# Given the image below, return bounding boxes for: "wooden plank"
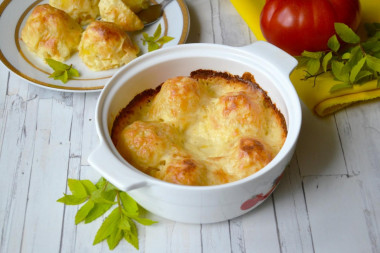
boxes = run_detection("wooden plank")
[184,0,214,43]
[0,64,9,156]
[304,175,373,252]
[7,73,29,99]
[144,215,202,253]
[144,216,175,252]
[238,197,280,252]
[59,157,80,253]
[296,103,347,176]
[69,93,86,158]
[59,93,85,252]
[0,64,8,111]
[335,103,380,251]
[20,98,72,252]
[273,157,314,253]
[0,95,38,253]
[201,222,231,253]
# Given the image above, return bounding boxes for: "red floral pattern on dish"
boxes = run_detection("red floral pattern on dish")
[240,172,284,211]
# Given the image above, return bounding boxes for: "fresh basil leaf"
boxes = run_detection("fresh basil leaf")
[355,70,373,84]
[153,24,162,40]
[124,219,139,250]
[142,24,176,52]
[301,51,323,59]
[119,216,131,230]
[322,52,332,72]
[54,70,69,83]
[342,52,351,60]
[296,56,309,67]
[68,179,88,197]
[107,228,124,250]
[120,192,139,215]
[335,23,360,44]
[93,208,121,245]
[330,82,352,93]
[75,200,95,224]
[104,182,118,192]
[350,57,367,83]
[327,35,340,52]
[362,38,379,53]
[68,66,80,77]
[366,54,380,72]
[49,70,65,78]
[46,58,68,72]
[157,36,174,44]
[57,194,87,205]
[307,58,321,75]
[128,215,157,226]
[91,189,117,204]
[95,177,107,189]
[331,60,344,81]
[85,188,117,223]
[85,203,114,223]
[148,42,160,52]
[346,46,363,69]
[46,59,79,83]
[81,180,98,195]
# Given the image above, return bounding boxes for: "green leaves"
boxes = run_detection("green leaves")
[334,23,360,44]
[142,24,174,52]
[366,54,380,72]
[57,178,157,250]
[327,35,340,52]
[46,59,79,83]
[297,22,380,93]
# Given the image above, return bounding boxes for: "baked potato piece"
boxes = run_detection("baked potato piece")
[78,21,139,71]
[148,76,201,130]
[98,0,144,31]
[49,0,100,26]
[21,4,83,62]
[123,0,150,13]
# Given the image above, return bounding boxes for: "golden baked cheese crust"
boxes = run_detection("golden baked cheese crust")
[49,0,100,26]
[122,0,149,13]
[112,70,287,186]
[21,4,83,62]
[99,0,144,32]
[78,21,139,71]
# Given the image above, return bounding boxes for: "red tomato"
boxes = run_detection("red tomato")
[260,0,361,56]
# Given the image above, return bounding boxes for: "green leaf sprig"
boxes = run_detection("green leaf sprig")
[57,177,157,250]
[141,24,174,52]
[298,22,380,93]
[46,58,80,83]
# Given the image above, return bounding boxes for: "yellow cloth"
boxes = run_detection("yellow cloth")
[231,0,380,117]
[291,0,380,116]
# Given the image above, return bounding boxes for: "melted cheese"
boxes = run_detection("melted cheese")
[21,4,83,62]
[112,70,287,186]
[99,0,144,32]
[49,0,100,26]
[78,21,139,71]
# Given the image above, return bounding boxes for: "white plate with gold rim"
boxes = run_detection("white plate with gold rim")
[0,0,189,92]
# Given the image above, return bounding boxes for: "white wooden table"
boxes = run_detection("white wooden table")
[1,0,380,252]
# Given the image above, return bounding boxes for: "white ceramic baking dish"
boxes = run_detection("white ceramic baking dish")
[88,41,302,224]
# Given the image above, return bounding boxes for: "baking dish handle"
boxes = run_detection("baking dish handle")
[88,142,148,192]
[241,41,298,76]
